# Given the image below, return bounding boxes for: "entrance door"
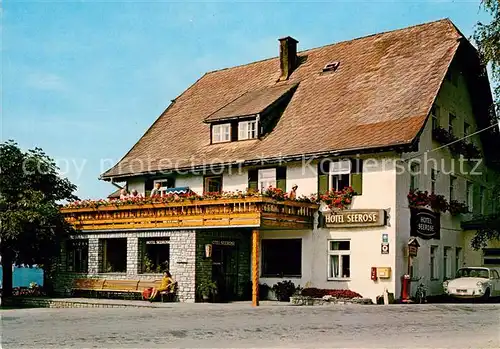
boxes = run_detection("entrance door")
[211,243,238,302]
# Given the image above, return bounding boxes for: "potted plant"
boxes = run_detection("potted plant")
[272,280,298,302]
[196,280,218,302]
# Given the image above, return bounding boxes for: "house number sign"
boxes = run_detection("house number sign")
[324,209,386,228]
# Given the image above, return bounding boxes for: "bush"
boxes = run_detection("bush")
[301,288,362,299]
[272,280,299,302]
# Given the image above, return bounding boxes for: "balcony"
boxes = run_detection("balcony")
[61,197,319,231]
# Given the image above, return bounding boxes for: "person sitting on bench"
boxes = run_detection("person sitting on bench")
[149,271,176,302]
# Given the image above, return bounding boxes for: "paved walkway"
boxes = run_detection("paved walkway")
[2,303,499,348]
[12,296,286,308]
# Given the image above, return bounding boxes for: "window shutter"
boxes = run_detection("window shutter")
[248,169,258,192]
[472,183,481,215]
[318,161,329,196]
[276,167,287,192]
[350,159,363,195]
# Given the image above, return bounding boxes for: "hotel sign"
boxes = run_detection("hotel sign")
[324,209,386,228]
[410,208,440,240]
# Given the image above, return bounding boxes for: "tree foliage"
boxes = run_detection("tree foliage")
[469,1,500,250]
[0,141,78,298]
[474,0,500,115]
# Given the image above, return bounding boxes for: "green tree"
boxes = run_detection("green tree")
[474,0,500,115]
[0,141,78,302]
[469,1,500,250]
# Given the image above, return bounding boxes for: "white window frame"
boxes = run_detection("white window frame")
[464,122,470,140]
[212,123,231,143]
[153,179,174,196]
[410,162,420,191]
[431,169,438,194]
[449,175,456,201]
[431,104,439,130]
[238,120,257,140]
[448,113,456,135]
[443,247,452,280]
[258,168,276,192]
[329,159,351,191]
[466,181,473,211]
[327,239,351,280]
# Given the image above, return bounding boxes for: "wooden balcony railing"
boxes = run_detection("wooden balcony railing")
[61,197,319,231]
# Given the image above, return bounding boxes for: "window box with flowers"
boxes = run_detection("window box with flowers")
[432,127,481,159]
[320,187,354,210]
[407,189,469,216]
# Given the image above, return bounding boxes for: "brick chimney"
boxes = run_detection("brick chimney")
[279,36,298,81]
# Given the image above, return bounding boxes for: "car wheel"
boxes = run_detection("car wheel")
[481,288,490,303]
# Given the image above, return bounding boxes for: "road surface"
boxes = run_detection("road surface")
[1,303,499,348]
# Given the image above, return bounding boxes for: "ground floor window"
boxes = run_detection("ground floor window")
[483,248,500,266]
[66,239,88,273]
[328,240,350,279]
[140,238,170,273]
[100,238,127,273]
[443,247,452,280]
[261,239,301,277]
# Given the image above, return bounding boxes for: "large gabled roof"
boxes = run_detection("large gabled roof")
[102,19,465,179]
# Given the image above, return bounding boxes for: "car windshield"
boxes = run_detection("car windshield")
[455,268,489,279]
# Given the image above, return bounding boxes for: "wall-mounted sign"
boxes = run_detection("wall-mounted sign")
[212,240,236,246]
[407,237,420,257]
[324,209,386,228]
[408,245,418,257]
[410,208,440,240]
[381,243,389,254]
[382,234,388,243]
[146,239,170,245]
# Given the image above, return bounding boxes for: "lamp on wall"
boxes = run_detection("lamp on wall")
[205,244,212,258]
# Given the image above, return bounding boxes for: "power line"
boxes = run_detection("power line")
[403,122,499,163]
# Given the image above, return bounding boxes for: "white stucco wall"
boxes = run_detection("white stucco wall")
[259,156,399,302]
[285,161,317,196]
[176,174,204,194]
[223,168,248,192]
[127,177,145,195]
[395,71,492,297]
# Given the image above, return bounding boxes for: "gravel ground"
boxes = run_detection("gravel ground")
[1,303,499,348]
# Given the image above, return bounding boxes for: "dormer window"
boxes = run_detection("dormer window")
[212,123,231,143]
[238,120,258,140]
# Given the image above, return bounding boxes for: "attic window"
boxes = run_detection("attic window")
[322,61,340,73]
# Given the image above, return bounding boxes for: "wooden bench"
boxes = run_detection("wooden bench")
[72,278,177,301]
[73,278,106,297]
[138,280,178,302]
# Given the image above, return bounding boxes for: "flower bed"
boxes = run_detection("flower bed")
[290,289,373,306]
[301,288,362,299]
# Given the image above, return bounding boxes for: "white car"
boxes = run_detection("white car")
[443,267,500,300]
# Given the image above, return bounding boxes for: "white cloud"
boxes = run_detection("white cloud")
[25,72,67,91]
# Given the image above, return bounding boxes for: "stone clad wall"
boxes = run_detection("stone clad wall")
[55,230,197,302]
[196,230,251,301]
[170,231,196,302]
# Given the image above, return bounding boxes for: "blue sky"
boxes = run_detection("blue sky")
[2,0,492,199]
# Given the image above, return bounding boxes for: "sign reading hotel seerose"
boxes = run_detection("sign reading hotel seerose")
[410,208,440,240]
[324,209,386,228]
